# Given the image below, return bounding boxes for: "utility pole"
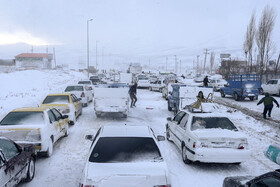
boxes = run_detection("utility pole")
[87,18,93,77]
[53,48,56,69]
[166,56,168,72]
[174,55,177,74]
[196,55,200,74]
[96,40,99,70]
[203,49,210,74]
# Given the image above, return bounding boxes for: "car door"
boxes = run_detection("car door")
[175,113,189,145]
[169,111,186,147]
[0,139,26,187]
[47,110,59,142]
[0,150,10,187]
[71,94,81,116]
[51,108,66,138]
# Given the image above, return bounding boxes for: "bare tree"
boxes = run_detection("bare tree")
[255,5,276,75]
[243,11,256,73]
[264,34,276,70]
[210,52,215,74]
[275,53,280,75]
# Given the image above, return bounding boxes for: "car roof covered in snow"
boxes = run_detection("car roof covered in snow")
[46,93,72,96]
[11,106,51,112]
[100,125,153,138]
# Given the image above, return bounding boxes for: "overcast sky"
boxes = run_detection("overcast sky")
[0,0,279,70]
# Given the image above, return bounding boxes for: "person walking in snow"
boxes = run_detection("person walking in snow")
[129,82,137,107]
[203,76,209,87]
[257,92,279,119]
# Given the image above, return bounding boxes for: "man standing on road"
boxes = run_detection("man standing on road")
[257,92,279,119]
[203,76,209,87]
[129,82,137,107]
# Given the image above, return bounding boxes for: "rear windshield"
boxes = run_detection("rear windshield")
[65,86,83,92]
[89,137,161,163]
[0,112,44,126]
[78,81,91,85]
[191,117,237,131]
[42,95,69,104]
[138,77,149,80]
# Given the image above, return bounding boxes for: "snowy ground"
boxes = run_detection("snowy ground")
[1,70,279,187]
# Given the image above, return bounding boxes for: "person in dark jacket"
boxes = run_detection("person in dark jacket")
[257,92,279,119]
[203,76,209,87]
[129,83,137,107]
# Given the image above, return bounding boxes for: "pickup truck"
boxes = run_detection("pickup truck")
[220,74,261,101]
[94,83,129,118]
[262,79,280,95]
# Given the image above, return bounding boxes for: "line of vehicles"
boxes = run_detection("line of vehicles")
[1,71,280,187]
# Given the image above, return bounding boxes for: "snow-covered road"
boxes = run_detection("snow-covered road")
[19,89,279,187]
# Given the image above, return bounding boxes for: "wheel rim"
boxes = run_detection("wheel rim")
[29,159,35,178]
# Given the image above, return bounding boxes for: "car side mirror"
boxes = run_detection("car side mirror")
[17,145,23,152]
[157,135,165,141]
[167,117,172,121]
[78,98,82,101]
[85,135,94,141]
[62,115,68,119]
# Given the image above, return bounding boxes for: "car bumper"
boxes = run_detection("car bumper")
[187,147,251,163]
[95,107,128,113]
[16,141,43,152]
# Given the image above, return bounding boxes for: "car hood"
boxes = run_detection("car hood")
[85,162,168,186]
[223,176,255,186]
[192,129,247,139]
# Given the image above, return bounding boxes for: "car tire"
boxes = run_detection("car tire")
[234,93,240,101]
[45,138,53,157]
[182,145,191,164]
[64,124,69,137]
[159,88,162,93]
[25,157,35,182]
[249,96,254,101]
[166,126,172,142]
[220,90,225,98]
[149,87,152,91]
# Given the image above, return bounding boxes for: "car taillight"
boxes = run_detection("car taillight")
[193,142,196,148]
[81,92,85,97]
[154,185,171,187]
[62,109,70,114]
[238,143,246,149]
[80,184,94,187]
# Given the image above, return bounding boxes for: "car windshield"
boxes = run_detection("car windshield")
[89,137,161,163]
[42,95,69,104]
[65,86,83,92]
[191,117,237,131]
[0,112,44,126]
[138,77,149,80]
[78,81,91,85]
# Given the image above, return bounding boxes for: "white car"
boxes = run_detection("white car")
[0,107,69,157]
[208,79,227,91]
[149,79,165,92]
[80,125,171,187]
[65,84,93,107]
[78,80,95,95]
[137,75,150,88]
[262,79,280,95]
[166,108,250,164]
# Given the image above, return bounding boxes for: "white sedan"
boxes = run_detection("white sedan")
[208,79,227,91]
[65,84,93,107]
[166,109,250,164]
[80,125,171,187]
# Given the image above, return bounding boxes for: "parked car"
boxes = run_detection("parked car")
[223,144,280,187]
[94,83,129,118]
[220,74,261,101]
[166,107,250,164]
[64,84,93,107]
[78,80,95,94]
[149,79,165,92]
[80,125,170,187]
[137,74,150,88]
[40,93,82,125]
[0,137,36,186]
[0,107,69,157]
[208,79,227,91]
[262,79,280,95]
[89,75,101,85]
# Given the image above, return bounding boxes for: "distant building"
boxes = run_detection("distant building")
[15,53,53,69]
[0,59,15,66]
[219,59,248,79]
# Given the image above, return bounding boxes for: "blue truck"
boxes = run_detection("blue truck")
[220,74,261,101]
[167,83,186,113]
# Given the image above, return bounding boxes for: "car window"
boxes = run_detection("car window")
[89,137,161,163]
[173,111,185,123]
[0,139,19,161]
[43,95,69,104]
[73,94,79,101]
[47,110,56,123]
[251,176,280,187]
[267,80,273,84]
[71,95,78,102]
[78,81,91,85]
[65,86,84,92]
[0,111,44,126]
[191,117,237,131]
[179,113,189,129]
[51,108,62,121]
